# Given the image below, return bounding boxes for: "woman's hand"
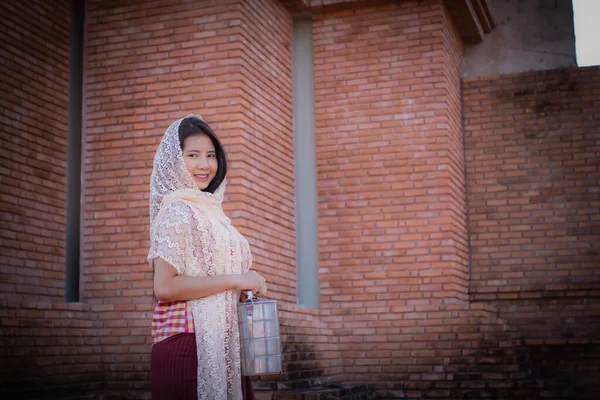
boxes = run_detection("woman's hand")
[234,271,267,296]
[256,275,267,297]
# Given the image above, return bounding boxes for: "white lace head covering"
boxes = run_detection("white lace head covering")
[149,114,225,228]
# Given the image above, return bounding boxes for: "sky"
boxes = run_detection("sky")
[573,0,600,66]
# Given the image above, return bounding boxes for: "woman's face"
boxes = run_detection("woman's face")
[182,134,218,190]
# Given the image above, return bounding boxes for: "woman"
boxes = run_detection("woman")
[147,115,266,400]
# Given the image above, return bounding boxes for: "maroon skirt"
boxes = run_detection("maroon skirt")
[151,333,255,400]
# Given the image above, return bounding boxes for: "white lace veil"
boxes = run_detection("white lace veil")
[149,114,225,230]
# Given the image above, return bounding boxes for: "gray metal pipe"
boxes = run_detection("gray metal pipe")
[293,17,320,309]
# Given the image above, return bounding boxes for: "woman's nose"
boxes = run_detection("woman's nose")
[196,156,209,169]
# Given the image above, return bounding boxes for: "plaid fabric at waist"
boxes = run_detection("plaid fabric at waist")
[152,300,194,344]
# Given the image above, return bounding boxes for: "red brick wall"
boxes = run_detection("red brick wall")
[463,67,600,302]
[315,0,468,307]
[0,301,105,398]
[441,3,470,298]
[313,0,477,387]
[0,0,70,301]
[497,297,600,344]
[0,2,112,397]
[463,68,600,398]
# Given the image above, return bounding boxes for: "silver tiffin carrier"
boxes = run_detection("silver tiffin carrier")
[237,291,282,376]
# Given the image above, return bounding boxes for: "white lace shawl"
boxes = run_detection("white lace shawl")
[147,116,251,400]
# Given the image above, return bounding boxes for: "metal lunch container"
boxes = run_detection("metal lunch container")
[237,291,282,376]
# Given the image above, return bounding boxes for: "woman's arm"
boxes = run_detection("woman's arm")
[153,257,264,302]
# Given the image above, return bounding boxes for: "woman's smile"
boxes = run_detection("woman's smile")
[193,173,210,183]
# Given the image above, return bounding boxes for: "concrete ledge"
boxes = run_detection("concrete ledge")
[444,0,485,44]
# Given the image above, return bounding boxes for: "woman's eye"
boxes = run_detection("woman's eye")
[208,153,216,158]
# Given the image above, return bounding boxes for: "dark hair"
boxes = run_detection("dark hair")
[178,116,227,193]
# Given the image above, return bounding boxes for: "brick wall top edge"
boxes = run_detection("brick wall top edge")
[462,65,600,83]
[288,0,401,14]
